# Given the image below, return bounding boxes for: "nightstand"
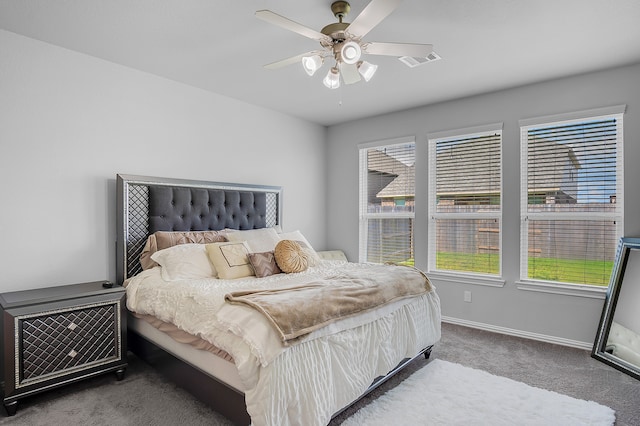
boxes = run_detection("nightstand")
[0,281,127,416]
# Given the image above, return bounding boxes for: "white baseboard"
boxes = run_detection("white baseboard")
[441,316,593,351]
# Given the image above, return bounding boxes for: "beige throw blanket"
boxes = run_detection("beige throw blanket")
[224,264,433,344]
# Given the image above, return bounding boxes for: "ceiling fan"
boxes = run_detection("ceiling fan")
[256,0,435,89]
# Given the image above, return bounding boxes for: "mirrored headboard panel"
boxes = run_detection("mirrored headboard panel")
[116,174,282,285]
[592,237,640,381]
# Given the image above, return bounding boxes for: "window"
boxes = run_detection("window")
[428,125,503,276]
[359,137,415,264]
[520,106,625,287]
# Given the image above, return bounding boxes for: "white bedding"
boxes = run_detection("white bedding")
[125,260,441,426]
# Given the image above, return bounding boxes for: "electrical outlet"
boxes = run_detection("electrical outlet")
[464,290,472,303]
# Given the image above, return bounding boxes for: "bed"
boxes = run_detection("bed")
[116,174,441,426]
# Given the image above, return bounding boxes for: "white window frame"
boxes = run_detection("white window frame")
[427,123,503,278]
[358,136,415,264]
[518,105,625,296]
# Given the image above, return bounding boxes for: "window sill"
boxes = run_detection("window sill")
[427,271,506,288]
[516,280,606,299]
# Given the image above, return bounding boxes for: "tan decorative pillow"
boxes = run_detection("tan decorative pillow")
[155,230,228,250]
[206,241,254,280]
[274,240,309,273]
[140,230,227,270]
[248,251,281,278]
[278,230,321,266]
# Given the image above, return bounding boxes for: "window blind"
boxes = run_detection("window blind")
[359,140,415,264]
[520,114,623,286]
[428,129,502,275]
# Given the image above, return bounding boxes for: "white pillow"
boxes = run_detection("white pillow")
[278,230,321,266]
[226,227,281,253]
[150,244,216,281]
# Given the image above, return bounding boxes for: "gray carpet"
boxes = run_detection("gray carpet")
[2,322,638,425]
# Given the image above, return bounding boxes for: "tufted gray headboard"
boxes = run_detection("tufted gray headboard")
[116,174,282,285]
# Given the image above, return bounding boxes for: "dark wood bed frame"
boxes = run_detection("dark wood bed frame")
[116,174,433,425]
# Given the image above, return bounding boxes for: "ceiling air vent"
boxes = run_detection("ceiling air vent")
[398,52,442,68]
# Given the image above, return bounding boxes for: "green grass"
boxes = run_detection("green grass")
[393,252,612,286]
[397,258,415,267]
[527,257,613,286]
[436,252,500,275]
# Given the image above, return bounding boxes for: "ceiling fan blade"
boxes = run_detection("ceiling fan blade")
[256,10,332,43]
[263,51,323,70]
[340,63,361,85]
[365,42,433,58]
[346,0,402,38]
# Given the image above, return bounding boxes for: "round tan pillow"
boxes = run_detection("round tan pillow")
[274,240,309,273]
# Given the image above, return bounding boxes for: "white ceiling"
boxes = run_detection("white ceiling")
[1,0,640,126]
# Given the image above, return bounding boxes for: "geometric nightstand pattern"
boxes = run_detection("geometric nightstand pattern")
[1,281,127,416]
[20,303,119,385]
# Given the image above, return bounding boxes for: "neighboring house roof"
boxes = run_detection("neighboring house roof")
[526,139,581,194]
[376,166,415,199]
[368,149,414,199]
[367,149,408,175]
[436,136,500,196]
[371,139,581,199]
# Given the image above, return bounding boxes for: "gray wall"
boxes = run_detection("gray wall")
[0,29,327,291]
[326,63,640,346]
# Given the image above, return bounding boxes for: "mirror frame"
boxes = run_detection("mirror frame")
[592,237,640,380]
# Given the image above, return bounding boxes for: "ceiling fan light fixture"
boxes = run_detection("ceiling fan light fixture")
[302,55,324,76]
[340,41,362,65]
[323,66,341,89]
[357,60,377,82]
[257,1,434,89]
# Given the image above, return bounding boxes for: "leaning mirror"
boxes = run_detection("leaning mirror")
[592,237,640,380]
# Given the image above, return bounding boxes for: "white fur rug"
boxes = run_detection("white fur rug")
[343,359,615,426]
